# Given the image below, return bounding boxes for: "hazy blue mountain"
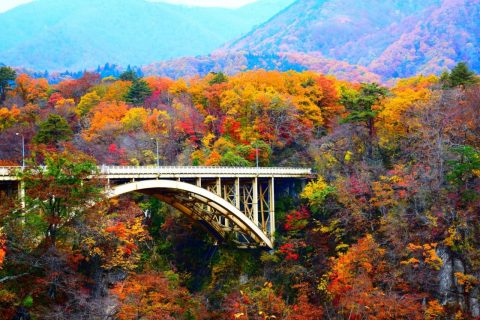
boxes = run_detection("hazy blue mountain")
[0,0,294,70]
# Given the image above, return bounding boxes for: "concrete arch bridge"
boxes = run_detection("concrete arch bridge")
[0,166,312,249]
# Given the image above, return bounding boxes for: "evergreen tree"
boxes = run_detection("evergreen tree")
[209,72,228,85]
[340,83,388,138]
[441,62,477,88]
[449,62,477,87]
[119,70,138,82]
[125,79,152,105]
[0,66,16,104]
[34,114,74,145]
[340,83,388,158]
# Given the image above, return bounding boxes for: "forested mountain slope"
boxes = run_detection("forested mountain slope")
[223,0,480,79]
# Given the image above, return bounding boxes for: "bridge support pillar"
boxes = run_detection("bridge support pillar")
[216,178,221,196]
[234,178,240,209]
[269,177,275,240]
[18,181,25,209]
[253,177,258,226]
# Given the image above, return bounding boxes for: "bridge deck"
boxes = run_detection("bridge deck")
[0,166,312,181]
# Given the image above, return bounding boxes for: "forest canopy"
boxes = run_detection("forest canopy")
[0,64,479,319]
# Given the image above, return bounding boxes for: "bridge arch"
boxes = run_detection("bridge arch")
[108,179,273,248]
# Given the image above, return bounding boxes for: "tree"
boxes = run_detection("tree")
[376,75,437,147]
[13,74,49,105]
[17,145,103,245]
[300,176,336,213]
[82,200,150,271]
[83,100,129,141]
[119,70,138,82]
[340,83,388,138]
[57,72,100,102]
[121,107,148,132]
[0,66,16,104]
[220,151,251,167]
[111,271,206,320]
[328,235,424,319]
[442,62,477,88]
[447,145,480,200]
[0,146,109,318]
[208,72,228,85]
[33,114,73,145]
[77,91,100,117]
[0,106,20,131]
[125,79,152,105]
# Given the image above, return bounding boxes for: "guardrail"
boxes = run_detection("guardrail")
[0,166,312,178]
[0,167,21,176]
[99,166,311,176]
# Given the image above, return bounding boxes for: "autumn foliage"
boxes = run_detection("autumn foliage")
[0,65,479,319]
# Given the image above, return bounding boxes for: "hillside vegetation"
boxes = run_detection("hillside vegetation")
[0,65,479,319]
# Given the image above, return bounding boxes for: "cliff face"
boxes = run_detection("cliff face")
[437,247,480,316]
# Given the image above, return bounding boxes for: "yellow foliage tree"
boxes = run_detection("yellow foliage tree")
[121,107,148,132]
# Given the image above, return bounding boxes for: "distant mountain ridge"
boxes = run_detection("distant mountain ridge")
[223,0,480,79]
[0,0,294,71]
[2,0,479,81]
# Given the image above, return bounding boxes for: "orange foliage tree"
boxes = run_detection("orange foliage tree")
[111,271,207,320]
[328,235,424,319]
[83,100,129,141]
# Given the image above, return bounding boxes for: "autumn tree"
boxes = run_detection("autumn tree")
[12,73,49,106]
[121,107,148,132]
[19,145,102,246]
[376,75,437,148]
[0,146,108,318]
[57,72,100,102]
[77,91,100,117]
[83,100,129,141]
[112,271,207,320]
[0,106,20,131]
[328,235,424,319]
[82,200,150,271]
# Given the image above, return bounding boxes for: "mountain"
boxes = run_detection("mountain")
[224,0,480,79]
[0,0,294,71]
[370,0,480,78]
[3,0,478,81]
[142,52,381,83]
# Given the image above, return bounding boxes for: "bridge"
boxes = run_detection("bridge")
[0,166,312,249]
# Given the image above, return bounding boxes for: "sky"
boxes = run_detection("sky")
[0,0,259,12]
[0,0,32,12]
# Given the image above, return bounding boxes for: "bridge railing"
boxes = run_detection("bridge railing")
[99,166,312,176]
[0,167,21,176]
[0,166,312,178]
